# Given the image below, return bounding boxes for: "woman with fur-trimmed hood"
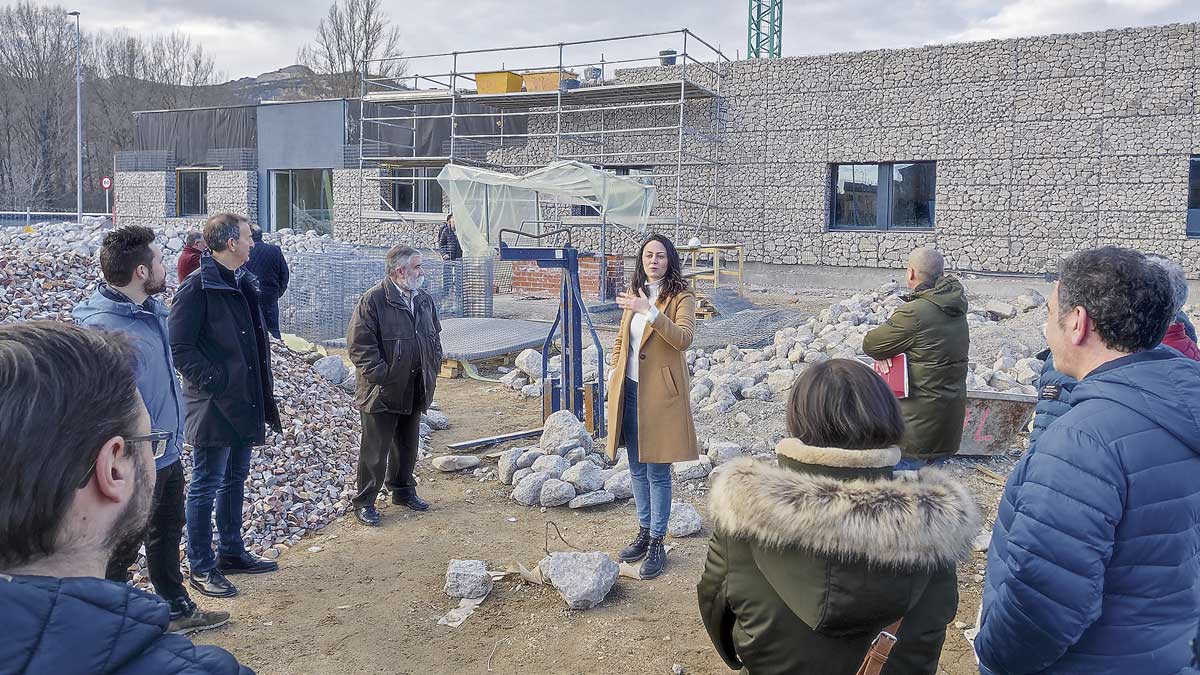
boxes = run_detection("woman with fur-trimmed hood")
[697,359,979,675]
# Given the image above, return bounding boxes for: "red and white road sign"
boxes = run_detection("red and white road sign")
[100,175,113,191]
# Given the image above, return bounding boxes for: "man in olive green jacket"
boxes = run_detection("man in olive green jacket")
[863,248,969,465]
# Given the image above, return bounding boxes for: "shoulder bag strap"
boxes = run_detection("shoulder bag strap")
[855,618,904,675]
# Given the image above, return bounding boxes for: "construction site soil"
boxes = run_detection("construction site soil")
[194,282,1033,675]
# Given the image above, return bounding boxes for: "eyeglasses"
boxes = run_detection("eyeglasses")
[77,430,173,489]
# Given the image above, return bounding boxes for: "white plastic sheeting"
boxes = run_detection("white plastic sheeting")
[436,160,656,257]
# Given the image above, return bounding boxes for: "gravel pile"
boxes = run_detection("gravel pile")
[0,222,448,583]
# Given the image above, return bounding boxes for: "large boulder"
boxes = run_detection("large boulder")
[531,454,571,478]
[1014,289,1046,313]
[423,410,451,431]
[673,457,713,481]
[984,301,1018,320]
[498,448,522,485]
[432,455,481,472]
[603,469,633,499]
[561,460,604,493]
[539,479,577,507]
[569,490,616,509]
[444,559,492,599]
[516,448,545,469]
[541,410,592,454]
[766,370,796,395]
[741,384,773,401]
[511,467,534,486]
[511,471,552,506]
[707,442,746,466]
[668,502,704,537]
[313,355,349,383]
[538,552,619,609]
[500,369,529,390]
[514,348,544,379]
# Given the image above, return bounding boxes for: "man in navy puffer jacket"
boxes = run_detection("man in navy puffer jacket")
[0,321,251,675]
[977,247,1200,675]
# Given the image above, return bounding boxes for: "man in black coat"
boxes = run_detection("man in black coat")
[346,245,443,526]
[243,225,289,339]
[0,321,252,674]
[437,214,462,304]
[169,213,282,599]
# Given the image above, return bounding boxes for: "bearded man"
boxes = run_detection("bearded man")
[73,225,229,634]
[346,245,444,526]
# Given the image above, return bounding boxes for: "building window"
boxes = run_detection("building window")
[384,167,444,213]
[177,170,208,217]
[1189,156,1200,238]
[272,169,333,234]
[829,162,936,231]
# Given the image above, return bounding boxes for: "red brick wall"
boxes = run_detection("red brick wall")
[511,255,625,299]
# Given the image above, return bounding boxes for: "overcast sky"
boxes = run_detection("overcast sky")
[37,0,1200,81]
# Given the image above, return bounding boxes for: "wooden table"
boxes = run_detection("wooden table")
[677,243,745,296]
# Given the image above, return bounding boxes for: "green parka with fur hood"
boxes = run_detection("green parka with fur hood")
[696,440,979,675]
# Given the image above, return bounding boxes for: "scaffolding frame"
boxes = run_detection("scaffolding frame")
[358,29,731,249]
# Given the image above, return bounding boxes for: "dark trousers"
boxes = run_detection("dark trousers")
[186,445,252,573]
[260,299,281,339]
[354,388,425,508]
[106,459,189,604]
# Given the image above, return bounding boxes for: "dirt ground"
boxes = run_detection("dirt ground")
[195,375,1007,675]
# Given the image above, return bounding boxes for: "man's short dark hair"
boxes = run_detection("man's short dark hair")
[203,213,247,252]
[184,230,204,247]
[786,359,905,449]
[98,225,156,287]
[1057,246,1175,353]
[0,321,141,568]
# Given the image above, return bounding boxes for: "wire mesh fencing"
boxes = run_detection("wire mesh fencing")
[278,244,494,345]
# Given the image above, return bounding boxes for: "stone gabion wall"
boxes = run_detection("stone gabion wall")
[330,168,440,248]
[117,23,1200,278]
[484,22,1200,277]
[115,170,257,231]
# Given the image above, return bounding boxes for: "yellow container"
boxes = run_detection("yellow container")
[476,71,523,94]
[522,70,579,92]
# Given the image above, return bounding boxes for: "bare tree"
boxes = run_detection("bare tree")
[0,2,75,210]
[296,0,407,99]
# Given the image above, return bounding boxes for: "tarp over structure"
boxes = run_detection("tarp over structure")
[437,160,656,257]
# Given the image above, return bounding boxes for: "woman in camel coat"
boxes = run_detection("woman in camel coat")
[605,233,699,579]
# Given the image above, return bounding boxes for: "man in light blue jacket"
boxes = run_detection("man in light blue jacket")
[73,225,228,636]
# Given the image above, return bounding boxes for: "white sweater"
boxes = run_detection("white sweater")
[625,282,662,382]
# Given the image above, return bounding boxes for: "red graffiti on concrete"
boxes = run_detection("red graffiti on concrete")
[962,406,995,443]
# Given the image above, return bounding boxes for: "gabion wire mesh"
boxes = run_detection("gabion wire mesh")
[278,245,494,345]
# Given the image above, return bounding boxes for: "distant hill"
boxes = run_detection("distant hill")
[216,64,330,104]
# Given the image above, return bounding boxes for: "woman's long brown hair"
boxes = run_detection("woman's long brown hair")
[630,233,689,302]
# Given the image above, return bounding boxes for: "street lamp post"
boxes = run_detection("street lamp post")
[68,11,81,224]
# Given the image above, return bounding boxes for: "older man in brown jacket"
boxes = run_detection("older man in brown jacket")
[346,245,443,526]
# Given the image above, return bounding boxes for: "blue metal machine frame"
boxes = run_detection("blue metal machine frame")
[498,228,607,437]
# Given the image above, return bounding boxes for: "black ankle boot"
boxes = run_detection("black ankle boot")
[619,526,651,563]
[639,536,667,579]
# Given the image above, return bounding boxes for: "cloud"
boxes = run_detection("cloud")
[23,0,1200,80]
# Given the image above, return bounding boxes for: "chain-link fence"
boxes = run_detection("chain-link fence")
[278,244,495,345]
